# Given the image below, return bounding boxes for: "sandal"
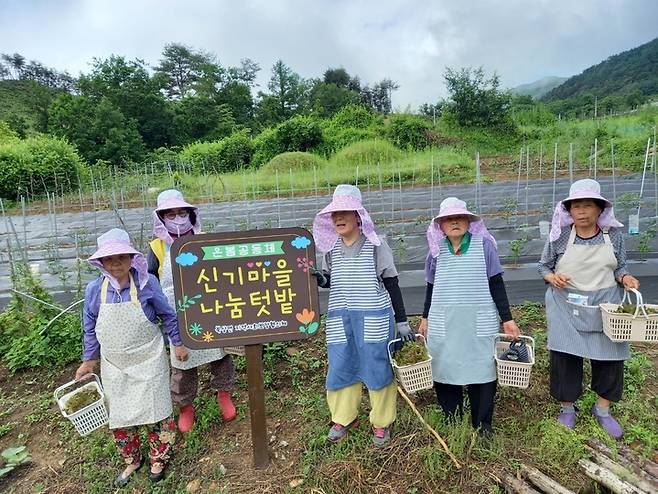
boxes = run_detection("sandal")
[114,457,144,488]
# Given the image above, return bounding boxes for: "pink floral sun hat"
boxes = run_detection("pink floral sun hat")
[152,189,201,245]
[549,179,623,242]
[312,184,380,253]
[88,228,149,289]
[426,197,496,257]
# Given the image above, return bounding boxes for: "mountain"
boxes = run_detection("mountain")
[0,79,58,134]
[543,37,658,101]
[512,76,568,99]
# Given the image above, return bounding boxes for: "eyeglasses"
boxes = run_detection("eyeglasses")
[163,210,190,220]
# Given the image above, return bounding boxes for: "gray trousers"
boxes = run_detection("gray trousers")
[170,355,236,406]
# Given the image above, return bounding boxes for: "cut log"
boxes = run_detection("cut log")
[519,464,575,494]
[586,446,658,493]
[579,459,645,494]
[502,473,542,494]
[588,439,658,485]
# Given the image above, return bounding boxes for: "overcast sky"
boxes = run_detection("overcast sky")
[1,0,656,109]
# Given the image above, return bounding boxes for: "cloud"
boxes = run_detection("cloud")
[175,252,198,266]
[0,0,656,108]
[291,236,312,249]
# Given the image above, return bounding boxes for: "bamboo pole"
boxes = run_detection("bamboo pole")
[519,464,575,494]
[579,459,643,494]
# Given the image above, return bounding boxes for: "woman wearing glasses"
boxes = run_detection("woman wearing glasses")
[147,189,237,433]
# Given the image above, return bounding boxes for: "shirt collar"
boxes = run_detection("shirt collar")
[445,231,471,256]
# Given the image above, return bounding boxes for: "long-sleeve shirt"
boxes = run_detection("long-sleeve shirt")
[82,270,182,361]
[422,234,512,322]
[537,226,628,280]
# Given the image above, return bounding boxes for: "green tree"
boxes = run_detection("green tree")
[153,43,215,99]
[360,78,398,114]
[443,66,512,128]
[257,60,307,124]
[308,81,360,118]
[172,97,236,145]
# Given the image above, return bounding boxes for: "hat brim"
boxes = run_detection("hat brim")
[562,193,612,209]
[155,197,195,212]
[433,212,480,222]
[88,243,141,261]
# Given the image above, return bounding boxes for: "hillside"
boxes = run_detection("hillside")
[544,36,658,101]
[0,79,58,133]
[512,76,568,99]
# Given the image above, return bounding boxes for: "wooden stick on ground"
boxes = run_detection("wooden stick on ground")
[396,386,461,469]
[519,464,575,494]
[588,439,658,484]
[579,459,644,494]
[585,446,657,494]
[501,473,542,494]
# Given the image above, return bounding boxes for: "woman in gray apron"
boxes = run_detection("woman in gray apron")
[418,197,520,437]
[312,185,413,447]
[539,179,640,438]
[75,229,188,486]
[148,189,236,433]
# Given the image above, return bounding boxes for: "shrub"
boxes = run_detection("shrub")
[0,135,83,200]
[385,114,433,150]
[252,127,280,167]
[179,140,224,172]
[321,126,379,156]
[275,116,323,153]
[217,130,254,172]
[0,121,19,144]
[331,139,403,167]
[331,104,379,129]
[263,152,328,172]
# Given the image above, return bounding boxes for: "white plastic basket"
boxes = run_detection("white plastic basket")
[494,335,535,389]
[223,346,246,356]
[387,334,434,394]
[600,289,658,343]
[54,373,108,436]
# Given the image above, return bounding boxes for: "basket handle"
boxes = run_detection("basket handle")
[387,338,402,360]
[53,373,102,402]
[621,288,647,319]
[493,334,535,358]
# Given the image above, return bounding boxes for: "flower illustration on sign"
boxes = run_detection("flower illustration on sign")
[175,252,198,266]
[296,256,316,273]
[291,236,311,249]
[202,331,215,343]
[189,322,203,336]
[296,308,318,335]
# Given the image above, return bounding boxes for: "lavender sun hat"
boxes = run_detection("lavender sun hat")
[312,184,380,253]
[426,197,496,257]
[152,189,201,245]
[88,228,149,289]
[549,179,623,242]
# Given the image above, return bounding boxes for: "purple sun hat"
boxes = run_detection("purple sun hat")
[313,184,380,253]
[549,179,623,242]
[152,189,201,245]
[426,197,496,257]
[88,228,149,290]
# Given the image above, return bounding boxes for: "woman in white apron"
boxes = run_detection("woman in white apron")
[74,229,188,486]
[418,198,520,438]
[312,185,414,447]
[539,179,640,439]
[147,189,236,433]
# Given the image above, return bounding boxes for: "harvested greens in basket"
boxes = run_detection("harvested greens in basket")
[614,304,658,315]
[394,340,430,366]
[64,387,102,415]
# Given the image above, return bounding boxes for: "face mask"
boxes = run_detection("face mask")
[164,217,193,236]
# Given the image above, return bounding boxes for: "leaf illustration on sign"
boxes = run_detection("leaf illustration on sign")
[177,294,202,312]
[296,308,317,334]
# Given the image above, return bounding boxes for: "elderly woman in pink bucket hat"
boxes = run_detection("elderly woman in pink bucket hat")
[147,189,236,433]
[539,178,640,439]
[74,228,188,486]
[312,184,413,447]
[418,197,520,438]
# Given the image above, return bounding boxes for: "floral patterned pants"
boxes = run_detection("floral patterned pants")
[112,416,176,466]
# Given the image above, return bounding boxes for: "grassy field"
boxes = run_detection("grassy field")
[0,303,656,494]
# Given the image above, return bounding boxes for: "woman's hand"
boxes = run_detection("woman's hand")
[418,318,428,338]
[620,274,640,290]
[75,360,98,381]
[502,320,521,339]
[174,345,189,362]
[545,272,570,289]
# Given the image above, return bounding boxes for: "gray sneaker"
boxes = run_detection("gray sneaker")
[372,427,390,447]
[327,419,359,443]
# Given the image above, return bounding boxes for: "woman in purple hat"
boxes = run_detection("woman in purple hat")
[539,179,640,438]
[147,189,236,433]
[312,184,413,447]
[74,228,188,486]
[418,197,520,438]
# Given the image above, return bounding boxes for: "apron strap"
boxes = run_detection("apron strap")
[567,225,577,245]
[100,275,139,305]
[602,230,611,244]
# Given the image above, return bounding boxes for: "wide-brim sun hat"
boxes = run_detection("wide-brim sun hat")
[426,197,495,257]
[550,179,622,242]
[88,228,148,289]
[312,184,380,253]
[152,189,201,244]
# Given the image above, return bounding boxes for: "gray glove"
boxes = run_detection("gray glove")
[396,321,414,342]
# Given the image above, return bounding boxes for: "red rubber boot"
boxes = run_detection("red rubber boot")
[177,405,195,433]
[217,391,236,422]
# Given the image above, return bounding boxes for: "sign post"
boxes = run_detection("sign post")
[171,227,320,468]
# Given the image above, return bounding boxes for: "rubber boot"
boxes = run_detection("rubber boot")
[177,404,195,433]
[217,391,236,422]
